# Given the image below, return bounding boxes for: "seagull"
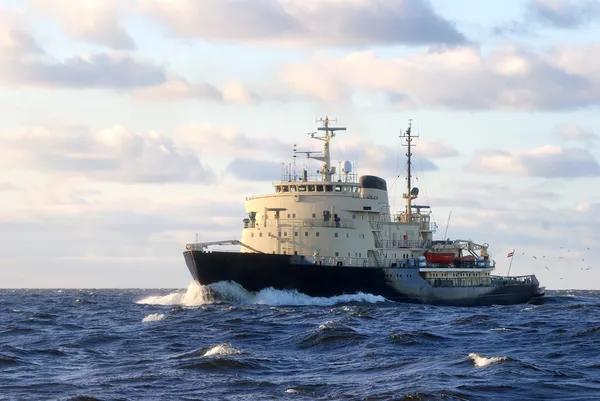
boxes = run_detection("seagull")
[559,256,564,259]
[532,256,537,259]
[545,266,550,270]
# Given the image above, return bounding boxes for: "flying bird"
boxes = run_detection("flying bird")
[532,256,537,259]
[545,266,550,271]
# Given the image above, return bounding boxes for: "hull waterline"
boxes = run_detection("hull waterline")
[184,251,544,307]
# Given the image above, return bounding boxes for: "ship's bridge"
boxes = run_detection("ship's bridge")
[274,181,360,195]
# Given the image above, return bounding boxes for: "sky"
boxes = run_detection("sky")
[0,0,599,289]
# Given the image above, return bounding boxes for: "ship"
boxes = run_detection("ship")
[183,118,545,306]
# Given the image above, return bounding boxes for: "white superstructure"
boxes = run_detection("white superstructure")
[240,117,438,269]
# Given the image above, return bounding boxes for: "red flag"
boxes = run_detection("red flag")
[507,251,515,258]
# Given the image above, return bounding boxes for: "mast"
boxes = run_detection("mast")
[401,119,418,222]
[306,117,346,182]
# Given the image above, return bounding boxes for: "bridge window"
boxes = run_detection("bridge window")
[298,185,307,192]
[335,252,339,256]
[335,233,338,238]
[251,233,254,238]
[292,213,296,218]
[259,233,263,237]
[308,185,315,191]
[352,214,356,219]
[346,233,349,238]
[325,185,333,192]
[294,232,298,237]
[290,186,297,192]
[287,213,290,218]
[282,186,289,192]
[335,185,342,191]
[305,232,308,236]
[283,232,287,236]
[316,185,323,191]
[278,232,281,237]
[316,232,320,237]
[312,213,316,218]
[275,186,281,192]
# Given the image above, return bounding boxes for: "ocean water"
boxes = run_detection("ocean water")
[1,284,599,401]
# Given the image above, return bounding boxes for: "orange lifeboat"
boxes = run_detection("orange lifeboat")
[424,252,454,264]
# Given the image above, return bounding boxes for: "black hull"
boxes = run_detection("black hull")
[184,251,543,307]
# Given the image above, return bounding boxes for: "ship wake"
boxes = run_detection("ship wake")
[137,281,387,307]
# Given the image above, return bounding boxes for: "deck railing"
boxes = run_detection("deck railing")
[377,239,431,249]
[491,275,538,286]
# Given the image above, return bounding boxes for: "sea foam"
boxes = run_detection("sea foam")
[468,352,509,367]
[137,281,387,307]
[142,313,165,323]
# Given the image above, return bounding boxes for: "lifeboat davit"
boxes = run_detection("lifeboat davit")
[424,252,454,264]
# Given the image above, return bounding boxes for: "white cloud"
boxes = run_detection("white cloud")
[494,0,600,36]
[555,123,599,144]
[278,44,600,110]
[174,124,291,159]
[0,124,215,184]
[1,52,166,89]
[0,4,42,55]
[466,145,600,178]
[132,79,258,103]
[222,81,256,104]
[526,0,600,29]
[0,183,22,192]
[32,0,136,49]
[139,0,468,47]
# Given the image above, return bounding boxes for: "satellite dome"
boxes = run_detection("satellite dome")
[343,160,352,173]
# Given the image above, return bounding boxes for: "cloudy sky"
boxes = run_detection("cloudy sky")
[1,0,599,290]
